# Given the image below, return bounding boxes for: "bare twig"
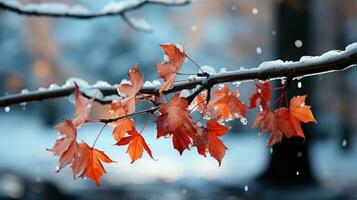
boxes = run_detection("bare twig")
[0,0,190,31]
[0,43,356,107]
[98,106,159,124]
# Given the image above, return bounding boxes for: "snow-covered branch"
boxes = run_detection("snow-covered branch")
[0,43,356,108]
[0,0,191,31]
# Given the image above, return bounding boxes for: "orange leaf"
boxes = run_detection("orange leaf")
[48,120,79,170]
[109,101,136,142]
[156,44,185,93]
[112,118,136,141]
[206,120,229,166]
[72,82,95,128]
[289,95,317,124]
[117,66,144,115]
[209,85,248,121]
[156,94,196,155]
[191,120,230,166]
[72,142,114,186]
[116,130,155,163]
[249,81,272,109]
[253,95,317,146]
[188,90,210,116]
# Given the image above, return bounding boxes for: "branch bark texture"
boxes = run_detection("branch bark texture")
[0,43,356,107]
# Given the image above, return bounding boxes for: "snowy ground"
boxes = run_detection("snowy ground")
[0,111,357,199]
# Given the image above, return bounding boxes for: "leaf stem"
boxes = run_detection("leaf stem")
[185,54,203,73]
[92,123,107,148]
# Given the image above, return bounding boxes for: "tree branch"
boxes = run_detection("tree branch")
[98,106,159,124]
[0,0,190,31]
[1,43,356,107]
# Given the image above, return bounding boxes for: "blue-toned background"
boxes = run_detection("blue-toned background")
[0,0,356,199]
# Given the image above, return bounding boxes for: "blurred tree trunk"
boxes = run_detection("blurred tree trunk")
[259,0,316,185]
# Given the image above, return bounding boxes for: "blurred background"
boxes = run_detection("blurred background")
[0,0,356,199]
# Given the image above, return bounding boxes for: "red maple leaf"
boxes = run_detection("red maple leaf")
[108,101,136,142]
[192,120,229,166]
[209,85,248,121]
[156,94,196,155]
[72,142,114,186]
[188,90,210,116]
[117,66,144,115]
[116,130,155,163]
[249,81,272,110]
[253,95,317,146]
[48,120,79,170]
[156,44,185,93]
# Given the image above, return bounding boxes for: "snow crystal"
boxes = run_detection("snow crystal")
[93,80,112,87]
[299,56,314,62]
[119,79,131,85]
[244,185,249,192]
[294,39,303,48]
[256,46,262,55]
[180,90,190,97]
[233,81,241,87]
[101,1,127,13]
[252,8,258,15]
[296,171,300,176]
[191,25,198,32]
[297,81,302,88]
[219,68,227,73]
[345,42,357,52]
[258,59,285,69]
[48,84,60,90]
[200,65,216,74]
[102,95,120,102]
[321,50,342,59]
[4,106,10,112]
[175,43,184,53]
[64,77,89,88]
[38,87,47,91]
[297,151,303,158]
[5,1,89,15]
[240,118,248,125]
[143,80,161,88]
[342,139,347,147]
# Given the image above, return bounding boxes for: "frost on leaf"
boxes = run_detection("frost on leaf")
[156,44,185,93]
[72,142,114,186]
[116,130,155,163]
[156,94,196,155]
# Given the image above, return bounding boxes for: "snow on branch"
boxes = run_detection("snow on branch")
[0,0,191,31]
[0,43,356,108]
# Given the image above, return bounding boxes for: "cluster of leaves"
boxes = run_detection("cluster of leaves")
[48,44,317,186]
